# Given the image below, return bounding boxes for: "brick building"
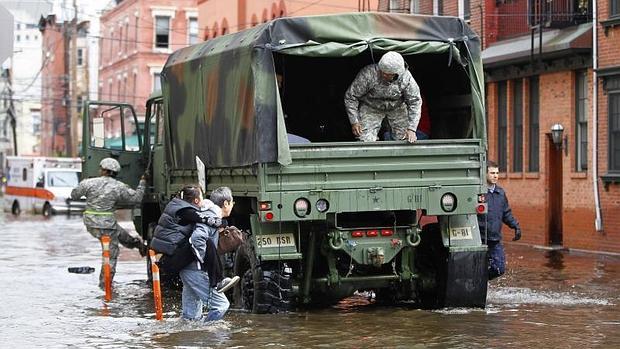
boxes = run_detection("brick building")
[197,0,378,39]
[39,15,90,157]
[382,0,620,253]
[196,1,618,253]
[98,0,197,117]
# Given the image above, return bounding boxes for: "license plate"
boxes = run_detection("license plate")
[450,227,473,240]
[256,233,296,248]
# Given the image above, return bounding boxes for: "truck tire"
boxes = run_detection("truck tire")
[415,223,488,309]
[42,203,52,217]
[234,242,293,314]
[415,223,448,308]
[11,201,20,216]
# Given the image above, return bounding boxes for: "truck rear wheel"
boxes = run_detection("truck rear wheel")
[234,242,293,314]
[415,223,488,309]
[11,201,20,216]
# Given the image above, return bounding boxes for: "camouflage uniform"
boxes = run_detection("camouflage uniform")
[344,64,422,142]
[71,176,146,286]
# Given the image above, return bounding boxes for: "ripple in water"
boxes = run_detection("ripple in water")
[488,286,612,306]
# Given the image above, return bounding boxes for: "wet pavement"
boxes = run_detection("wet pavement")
[1,211,620,348]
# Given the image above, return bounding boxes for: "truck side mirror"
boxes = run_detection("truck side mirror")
[36,180,44,188]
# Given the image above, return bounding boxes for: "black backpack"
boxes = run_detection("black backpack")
[156,237,195,274]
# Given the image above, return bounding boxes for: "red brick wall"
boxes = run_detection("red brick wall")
[487,67,620,253]
[443,0,458,16]
[40,19,68,156]
[594,0,620,252]
[99,0,197,115]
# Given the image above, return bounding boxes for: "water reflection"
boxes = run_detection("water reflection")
[544,250,566,270]
[1,212,620,348]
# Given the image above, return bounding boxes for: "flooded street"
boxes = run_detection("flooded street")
[1,212,619,348]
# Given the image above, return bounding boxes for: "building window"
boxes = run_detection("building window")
[512,79,523,172]
[134,17,139,51]
[612,0,620,17]
[153,72,161,92]
[155,16,170,49]
[497,81,508,172]
[16,34,20,42]
[77,95,83,114]
[410,0,420,13]
[609,90,620,172]
[529,76,540,172]
[119,25,123,55]
[32,111,41,134]
[77,48,83,66]
[463,0,471,21]
[389,0,401,12]
[188,17,199,45]
[434,0,444,15]
[124,22,129,52]
[133,72,138,105]
[575,70,588,171]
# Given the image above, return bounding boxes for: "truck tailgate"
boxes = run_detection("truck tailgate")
[263,140,484,192]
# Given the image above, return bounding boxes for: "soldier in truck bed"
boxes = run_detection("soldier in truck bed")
[344,51,422,143]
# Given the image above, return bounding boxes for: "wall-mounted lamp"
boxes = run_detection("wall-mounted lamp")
[550,123,568,156]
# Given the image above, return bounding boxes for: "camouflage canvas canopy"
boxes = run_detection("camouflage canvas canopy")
[162,12,485,168]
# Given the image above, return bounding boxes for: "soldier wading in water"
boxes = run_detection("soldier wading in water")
[71,158,147,287]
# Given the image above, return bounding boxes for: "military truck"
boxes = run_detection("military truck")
[81,12,488,312]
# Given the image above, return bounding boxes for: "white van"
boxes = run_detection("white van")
[3,156,85,216]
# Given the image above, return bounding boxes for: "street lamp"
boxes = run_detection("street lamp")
[550,123,567,155]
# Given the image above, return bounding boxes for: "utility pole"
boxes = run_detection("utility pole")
[63,14,72,156]
[69,0,78,157]
[3,67,17,155]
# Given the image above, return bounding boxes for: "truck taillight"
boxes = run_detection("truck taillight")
[265,212,274,220]
[476,203,487,214]
[478,194,486,203]
[380,229,393,236]
[351,230,364,238]
[259,201,272,211]
[366,230,378,237]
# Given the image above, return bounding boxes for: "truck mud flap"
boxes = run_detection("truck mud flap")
[443,248,488,308]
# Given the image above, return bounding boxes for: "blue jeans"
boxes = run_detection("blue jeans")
[487,241,506,280]
[179,268,230,321]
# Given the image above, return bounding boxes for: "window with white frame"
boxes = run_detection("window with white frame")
[153,72,162,92]
[458,0,470,20]
[389,0,401,12]
[155,16,170,49]
[188,17,199,45]
[433,0,443,16]
[31,111,41,134]
[410,0,420,13]
[575,70,588,171]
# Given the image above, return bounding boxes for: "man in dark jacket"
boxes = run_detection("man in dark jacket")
[477,161,522,280]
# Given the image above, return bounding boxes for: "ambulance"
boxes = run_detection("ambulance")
[3,156,85,216]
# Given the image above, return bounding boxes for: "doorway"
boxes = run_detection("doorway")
[546,134,563,245]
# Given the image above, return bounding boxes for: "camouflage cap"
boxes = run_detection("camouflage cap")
[100,158,121,173]
[378,51,405,75]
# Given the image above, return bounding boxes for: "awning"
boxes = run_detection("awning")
[482,22,592,68]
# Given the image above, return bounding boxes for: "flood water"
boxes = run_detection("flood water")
[1,212,619,348]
